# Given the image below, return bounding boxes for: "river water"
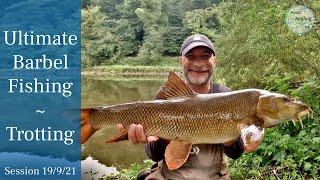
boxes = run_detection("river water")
[81,75,166,168]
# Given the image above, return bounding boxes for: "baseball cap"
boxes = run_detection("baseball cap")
[180,34,215,56]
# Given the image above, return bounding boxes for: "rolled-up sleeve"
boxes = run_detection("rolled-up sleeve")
[145,139,167,162]
[221,136,244,159]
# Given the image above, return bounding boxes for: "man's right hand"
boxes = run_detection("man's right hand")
[117,124,159,144]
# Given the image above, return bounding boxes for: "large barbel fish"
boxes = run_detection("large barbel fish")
[81,72,313,170]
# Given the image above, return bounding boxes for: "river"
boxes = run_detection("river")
[81,75,166,168]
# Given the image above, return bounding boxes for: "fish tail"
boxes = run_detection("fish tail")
[81,108,96,144]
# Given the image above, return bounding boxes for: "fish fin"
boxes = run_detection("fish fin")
[239,121,264,153]
[157,71,194,99]
[164,140,192,170]
[105,130,129,143]
[81,108,96,144]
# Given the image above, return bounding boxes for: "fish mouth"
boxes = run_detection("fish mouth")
[292,107,313,129]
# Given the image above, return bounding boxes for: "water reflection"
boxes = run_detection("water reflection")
[81,76,166,168]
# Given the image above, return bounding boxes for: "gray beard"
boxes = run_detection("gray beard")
[184,70,212,86]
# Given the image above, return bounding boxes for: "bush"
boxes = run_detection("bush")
[106,159,154,180]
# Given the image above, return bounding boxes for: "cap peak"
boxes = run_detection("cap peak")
[180,34,215,56]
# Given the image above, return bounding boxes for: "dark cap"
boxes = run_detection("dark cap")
[180,34,215,56]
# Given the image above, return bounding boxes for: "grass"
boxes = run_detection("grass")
[82,65,181,76]
[82,56,181,76]
[104,160,155,180]
[109,56,179,67]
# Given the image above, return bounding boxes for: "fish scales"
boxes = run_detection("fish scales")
[81,71,312,170]
[89,90,261,144]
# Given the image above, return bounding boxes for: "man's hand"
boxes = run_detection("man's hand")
[117,124,159,144]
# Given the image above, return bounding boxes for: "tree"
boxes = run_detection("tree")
[203,1,319,88]
[81,6,118,67]
[88,0,123,19]
[135,0,169,64]
[183,5,221,40]
[111,0,143,57]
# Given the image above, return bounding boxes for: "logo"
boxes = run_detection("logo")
[285,5,315,35]
[190,146,200,155]
[193,36,201,40]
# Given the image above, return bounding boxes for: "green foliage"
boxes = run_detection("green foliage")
[212,0,320,89]
[88,0,123,18]
[183,5,221,40]
[106,56,179,67]
[111,0,143,58]
[81,0,221,66]
[105,160,154,180]
[135,0,169,64]
[84,64,179,76]
[81,6,118,67]
[81,0,319,75]
[162,26,191,56]
[228,77,320,179]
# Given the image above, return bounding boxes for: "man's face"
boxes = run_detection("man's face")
[179,46,216,85]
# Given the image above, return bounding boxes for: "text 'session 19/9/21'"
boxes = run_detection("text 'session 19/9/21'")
[4,166,76,176]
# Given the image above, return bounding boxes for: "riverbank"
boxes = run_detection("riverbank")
[82,65,181,77]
